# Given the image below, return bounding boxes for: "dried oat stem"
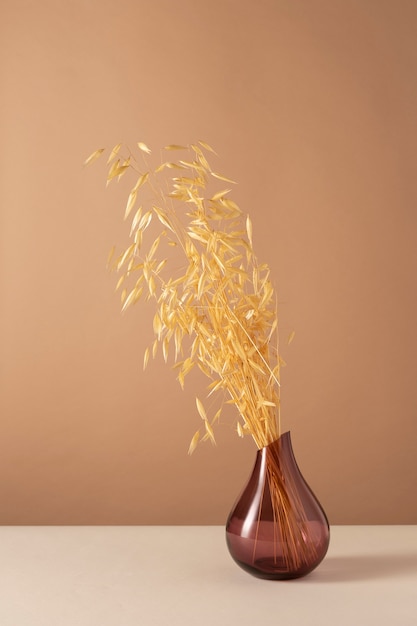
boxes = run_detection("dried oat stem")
[86,141,282,452]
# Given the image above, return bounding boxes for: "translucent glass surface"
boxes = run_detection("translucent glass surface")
[226,431,330,579]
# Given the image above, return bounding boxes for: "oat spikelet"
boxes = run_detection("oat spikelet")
[138,142,151,154]
[84,148,105,166]
[196,397,207,421]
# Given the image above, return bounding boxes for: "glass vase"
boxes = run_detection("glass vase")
[226,431,330,579]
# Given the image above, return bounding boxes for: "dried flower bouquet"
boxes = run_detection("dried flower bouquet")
[85,141,283,453]
[86,140,330,579]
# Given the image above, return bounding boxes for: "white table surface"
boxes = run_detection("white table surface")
[0,525,415,625]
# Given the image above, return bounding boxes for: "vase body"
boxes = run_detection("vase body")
[226,431,330,579]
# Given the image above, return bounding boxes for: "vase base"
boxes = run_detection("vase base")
[229,555,317,580]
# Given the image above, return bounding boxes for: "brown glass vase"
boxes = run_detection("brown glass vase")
[226,431,330,580]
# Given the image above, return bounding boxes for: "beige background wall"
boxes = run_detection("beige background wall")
[1,0,416,525]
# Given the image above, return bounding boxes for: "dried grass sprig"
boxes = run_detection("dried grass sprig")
[86,141,282,452]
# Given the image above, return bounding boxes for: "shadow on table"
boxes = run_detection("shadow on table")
[313,553,417,583]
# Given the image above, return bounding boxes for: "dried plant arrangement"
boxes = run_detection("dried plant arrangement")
[85,141,283,453]
[86,140,330,580]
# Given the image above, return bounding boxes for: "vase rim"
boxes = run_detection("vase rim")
[259,430,291,451]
